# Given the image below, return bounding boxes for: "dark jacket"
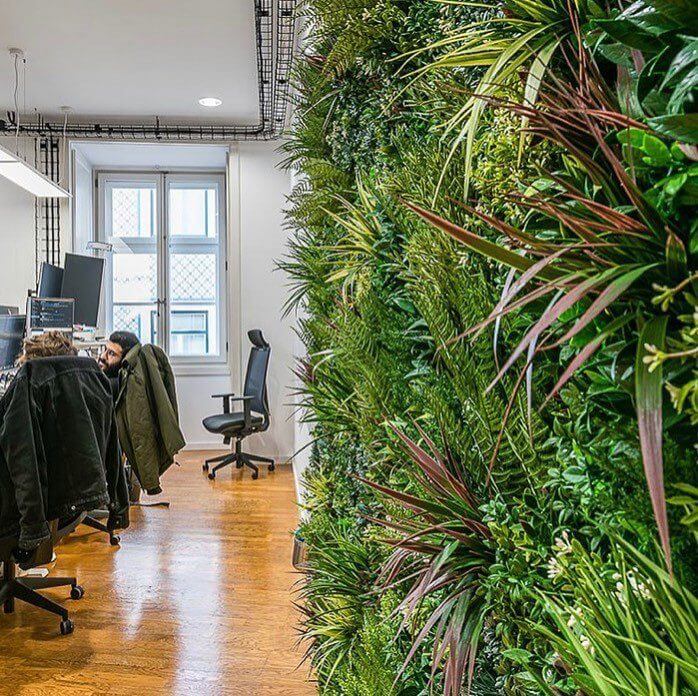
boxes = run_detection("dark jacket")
[0,356,129,550]
[115,344,185,494]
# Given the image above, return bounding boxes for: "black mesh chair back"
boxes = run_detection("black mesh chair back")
[243,329,270,425]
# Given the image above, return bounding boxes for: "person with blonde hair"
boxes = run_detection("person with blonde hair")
[18,331,77,364]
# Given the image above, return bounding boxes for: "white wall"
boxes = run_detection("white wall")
[0,176,35,307]
[71,149,93,255]
[0,138,39,307]
[235,142,295,459]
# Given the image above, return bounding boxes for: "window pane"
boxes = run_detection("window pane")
[169,310,210,356]
[169,186,217,237]
[113,253,157,303]
[169,252,218,356]
[112,304,156,345]
[111,186,155,238]
[170,253,216,302]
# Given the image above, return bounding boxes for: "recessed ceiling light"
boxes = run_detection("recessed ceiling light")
[198,97,222,108]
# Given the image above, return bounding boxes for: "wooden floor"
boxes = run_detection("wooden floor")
[0,452,314,696]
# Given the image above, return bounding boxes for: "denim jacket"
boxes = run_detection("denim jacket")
[0,356,129,550]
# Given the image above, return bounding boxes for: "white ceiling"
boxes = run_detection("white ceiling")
[0,0,260,124]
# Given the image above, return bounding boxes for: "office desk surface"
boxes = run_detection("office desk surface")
[0,453,313,695]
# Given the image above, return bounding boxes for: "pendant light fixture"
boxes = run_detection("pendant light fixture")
[1,48,70,198]
[0,143,71,198]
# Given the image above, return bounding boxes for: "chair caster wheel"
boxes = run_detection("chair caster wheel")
[208,472,216,480]
[110,535,121,546]
[70,585,84,600]
[202,463,209,471]
[252,471,259,480]
[60,618,74,635]
[268,463,275,472]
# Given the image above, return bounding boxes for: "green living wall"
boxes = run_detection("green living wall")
[282,0,697,693]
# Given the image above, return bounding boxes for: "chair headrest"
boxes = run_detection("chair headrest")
[247,329,269,349]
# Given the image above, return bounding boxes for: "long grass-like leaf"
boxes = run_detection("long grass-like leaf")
[403,200,563,281]
[551,264,656,347]
[636,316,672,575]
[542,314,634,407]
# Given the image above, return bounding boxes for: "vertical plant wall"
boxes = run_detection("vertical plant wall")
[282,1,697,693]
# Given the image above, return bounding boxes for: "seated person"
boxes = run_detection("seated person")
[98,331,140,381]
[98,331,185,495]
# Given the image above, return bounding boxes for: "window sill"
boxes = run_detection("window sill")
[172,361,232,378]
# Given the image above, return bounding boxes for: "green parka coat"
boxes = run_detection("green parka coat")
[115,344,185,494]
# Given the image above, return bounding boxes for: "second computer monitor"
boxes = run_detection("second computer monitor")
[60,253,104,327]
[38,262,64,298]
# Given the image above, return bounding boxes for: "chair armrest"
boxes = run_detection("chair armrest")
[228,396,253,428]
[212,392,236,414]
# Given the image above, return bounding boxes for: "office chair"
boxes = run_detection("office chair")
[0,514,86,635]
[202,329,274,480]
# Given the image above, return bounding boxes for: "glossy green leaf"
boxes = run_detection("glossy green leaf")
[642,134,674,166]
[593,18,664,51]
[648,113,698,143]
[644,0,698,33]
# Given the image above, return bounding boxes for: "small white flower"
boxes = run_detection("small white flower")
[567,606,582,628]
[546,556,562,579]
[579,634,595,654]
[627,569,651,599]
[553,531,572,554]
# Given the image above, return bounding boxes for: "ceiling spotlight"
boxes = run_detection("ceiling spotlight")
[198,97,222,108]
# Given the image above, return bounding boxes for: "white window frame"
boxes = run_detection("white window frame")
[96,170,228,368]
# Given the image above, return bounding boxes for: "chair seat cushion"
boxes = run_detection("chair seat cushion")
[202,412,264,434]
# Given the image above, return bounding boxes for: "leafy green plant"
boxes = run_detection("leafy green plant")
[401,0,604,196]
[589,0,698,143]
[326,593,430,696]
[362,425,494,696]
[297,521,383,682]
[403,51,695,572]
[535,537,698,694]
[284,1,697,693]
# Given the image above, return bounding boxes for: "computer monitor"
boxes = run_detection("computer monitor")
[38,262,64,298]
[60,253,104,327]
[27,297,75,334]
[0,314,26,369]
